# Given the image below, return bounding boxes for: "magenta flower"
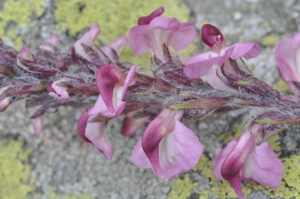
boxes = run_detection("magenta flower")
[73,22,127,61]
[131,109,203,179]
[184,24,261,79]
[129,9,196,62]
[89,65,136,118]
[137,6,165,25]
[213,129,283,199]
[47,80,70,101]
[275,32,300,95]
[77,111,113,159]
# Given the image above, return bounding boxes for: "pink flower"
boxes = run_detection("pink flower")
[0,86,11,112]
[89,65,136,118]
[213,129,283,199]
[16,45,34,72]
[129,10,196,62]
[47,80,70,101]
[73,22,128,61]
[121,113,148,136]
[77,111,113,159]
[39,34,60,53]
[73,22,100,61]
[275,32,300,95]
[101,34,128,61]
[27,105,43,135]
[184,24,261,79]
[131,109,203,179]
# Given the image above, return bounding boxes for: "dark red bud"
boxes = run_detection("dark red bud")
[201,24,226,48]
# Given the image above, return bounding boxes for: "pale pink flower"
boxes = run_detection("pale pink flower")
[275,32,300,95]
[129,12,196,62]
[0,86,11,112]
[77,112,113,159]
[39,34,60,53]
[89,65,136,118]
[213,129,283,199]
[16,45,34,72]
[121,113,148,137]
[27,105,43,135]
[184,24,261,79]
[131,109,203,179]
[47,80,70,101]
[73,22,127,61]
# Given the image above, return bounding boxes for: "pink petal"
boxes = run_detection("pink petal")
[18,45,33,60]
[168,22,196,52]
[138,7,165,25]
[201,66,236,92]
[184,47,235,78]
[88,94,126,118]
[121,65,136,99]
[275,39,300,82]
[30,117,43,136]
[121,116,147,137]
[241,142,283,188]
[0,97,11,112]
[77,112,114,159]
[27,104,44,135]
[101,34,128,60]
[221,130,256,181]
[158,121,204,179]
[85,118,114,160]
[131,139,152,168]
[142,109,177,178]
[291,32,300,49]
[213,139,238,180]
[47,80,70,101]
[39,34,60,52]
[129,16,195,59]
[229,174,245,199]
[148,16,180,31]
[88,95,107,116]
[128,25,152,55]
[45,34,60,46]
[73,22,100,60]
[229,43,261,59]
[96,65,123,113]
[77,112,92,143]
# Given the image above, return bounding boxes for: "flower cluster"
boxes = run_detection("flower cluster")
[1,6,300,199]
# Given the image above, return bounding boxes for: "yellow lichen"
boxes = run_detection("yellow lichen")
[167,176,199,199]
[272,79,290,93]
[0,0,45,49]
[0,139,33,199]
[261,34,280,47]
